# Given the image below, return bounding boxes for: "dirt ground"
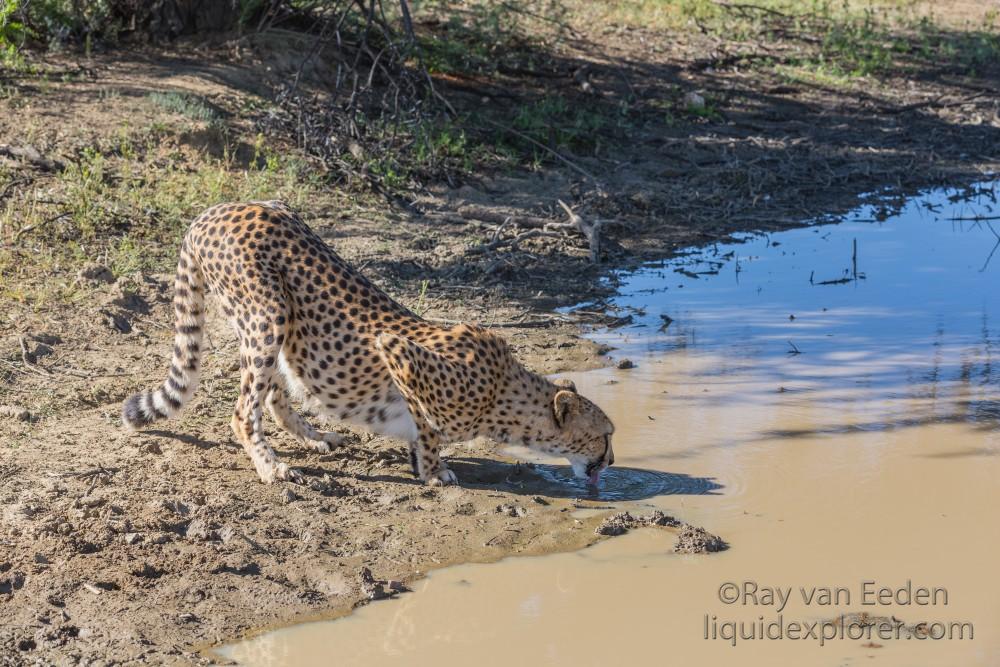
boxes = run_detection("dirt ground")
[1,1,999,664]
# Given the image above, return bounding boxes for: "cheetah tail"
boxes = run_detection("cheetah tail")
[122,240,206,430]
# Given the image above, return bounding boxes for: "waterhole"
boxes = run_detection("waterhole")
[222,182,999,666]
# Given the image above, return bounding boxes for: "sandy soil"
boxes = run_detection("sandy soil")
[2,2,998,663]
[0,263,615,665]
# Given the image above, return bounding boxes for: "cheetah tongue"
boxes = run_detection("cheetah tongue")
[588,469,602,486]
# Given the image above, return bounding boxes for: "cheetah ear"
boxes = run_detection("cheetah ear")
[553,390,582,428]
[553,378,577,393]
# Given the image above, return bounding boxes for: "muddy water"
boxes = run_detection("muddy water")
[223,183,1000,666]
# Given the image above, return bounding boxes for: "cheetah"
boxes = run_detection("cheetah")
[122,201,615,486]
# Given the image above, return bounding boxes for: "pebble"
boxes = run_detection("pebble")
[616,358,635,369]
[496,503,528,518]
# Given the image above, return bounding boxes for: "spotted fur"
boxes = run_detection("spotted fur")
[123,201,615,485]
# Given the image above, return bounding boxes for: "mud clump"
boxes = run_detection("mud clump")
[595,511,638,536]
[673,525,727,554]
[595,511,727,554]
[76,263,115,285]
[595,510,681,536]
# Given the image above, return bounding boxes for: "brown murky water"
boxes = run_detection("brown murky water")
[223,183,1000,666]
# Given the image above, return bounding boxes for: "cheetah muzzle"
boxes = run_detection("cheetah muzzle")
[122,201,616,487]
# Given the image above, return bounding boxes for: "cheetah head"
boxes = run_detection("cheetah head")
[538,379,615,484]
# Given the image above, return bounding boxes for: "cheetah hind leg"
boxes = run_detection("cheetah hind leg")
[231,368,304,485]
[266,387,345,454]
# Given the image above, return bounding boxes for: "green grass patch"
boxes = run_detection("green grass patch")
[0,124,325,307]
[147,91,222,124]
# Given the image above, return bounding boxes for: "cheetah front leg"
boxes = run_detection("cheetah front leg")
[266,387,345,454]
[409,417,458,486]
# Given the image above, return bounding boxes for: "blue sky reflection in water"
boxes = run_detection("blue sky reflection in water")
[589,181,999,433]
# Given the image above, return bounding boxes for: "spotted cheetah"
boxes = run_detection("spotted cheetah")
[122,201,615,486]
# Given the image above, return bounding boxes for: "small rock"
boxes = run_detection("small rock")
[101,308,132,334]
[531,496,550,506]
[123,532,143,545]
[185,518,217,541]
[280,488,297,504]
[616,358,635,370]
[161,499,189,516]
[360,567,390,601]
[683,91,706,110]
[387,580,408,593]
[495,503,527,518]
[454,502,475,516]
[144,442,162,455]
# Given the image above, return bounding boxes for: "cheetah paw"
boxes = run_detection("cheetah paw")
[424,467,458,487]
[275,462,306,485]
[305,432,344,454]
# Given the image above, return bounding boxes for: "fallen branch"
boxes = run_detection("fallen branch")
[556,200,602,263]
[466,228,564,255]
[427,314,570,329]
[455,204,552,228]
[713,1,793,19]
[480,118,602,187]
[13,212,72,243]
[0,144,64,171]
